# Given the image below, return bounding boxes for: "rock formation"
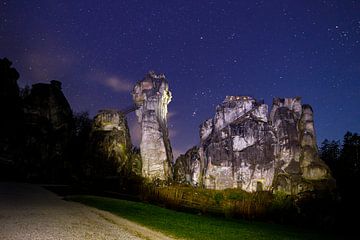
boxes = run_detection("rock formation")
[132,71,173,181]
[173,146,201,185]
[272,100,331,194]
[199,96,275,192]
[22,80,73,181]
[85,110,135,178]
[24,80,73,131]
[175,96,332,194]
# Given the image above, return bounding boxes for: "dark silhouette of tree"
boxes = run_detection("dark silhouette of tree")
[337,132,360,201]
[320,133,360,191]
[0,58,24,180]
[320,139,340,177]
[19,84,31,99]
[320,132,360,232]
[340,132,360,178]
[67,111,93,182]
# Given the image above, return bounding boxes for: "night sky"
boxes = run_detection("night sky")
[1,1,360,158]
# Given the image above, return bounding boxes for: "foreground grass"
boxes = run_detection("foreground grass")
[68,195,337,240]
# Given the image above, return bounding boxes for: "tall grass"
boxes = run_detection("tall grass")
[139,185,297,222]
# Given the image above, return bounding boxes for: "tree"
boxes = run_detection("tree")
[320,139,340,177]
[340,132,360,182]
[67,111,93,182]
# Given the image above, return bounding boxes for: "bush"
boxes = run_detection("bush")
[214,192,224,204]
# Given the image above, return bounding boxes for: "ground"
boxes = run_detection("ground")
[0,182,173,240]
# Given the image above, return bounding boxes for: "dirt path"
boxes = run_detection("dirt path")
[0,182,175,240]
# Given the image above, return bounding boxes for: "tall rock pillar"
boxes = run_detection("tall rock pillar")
[132,71,173,181]
[298,105,330,180]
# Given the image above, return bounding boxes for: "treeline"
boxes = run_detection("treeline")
[320,132,360,200]
[319,132,360,231]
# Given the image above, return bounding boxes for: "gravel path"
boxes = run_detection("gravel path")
[0,182,174,240]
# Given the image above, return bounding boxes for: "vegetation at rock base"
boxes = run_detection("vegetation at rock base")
[138,183,338,227]
[68,195,339,240]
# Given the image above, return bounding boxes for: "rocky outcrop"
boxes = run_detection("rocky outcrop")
[22,80,73,181]
[173,146,201,185]
[299,104,329,180]
[271,97,302,175]
[24,80,72,131]
[199,96,275,192]
[132,71,173,181]
[85,110,136,179]
[175,96,333,194]
[271,98,331,194]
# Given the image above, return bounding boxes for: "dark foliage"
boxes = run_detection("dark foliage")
[320,132,360,232]
[0,58,24,180]
[67,111,93,183]
[1,57,76,183]
[320,132,360,198]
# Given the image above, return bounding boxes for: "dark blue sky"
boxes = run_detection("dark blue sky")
[1,0,360,157]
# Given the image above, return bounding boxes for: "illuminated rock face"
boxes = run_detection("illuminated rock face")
[173,146,201,185]
[271,98,303,179]
[270,99,331,194]
[93,110,132,151]
[175,96,333,194]
[199,96,275,192]
[132,71,173,181]
[86,110,132,177]
[299,105,329,180]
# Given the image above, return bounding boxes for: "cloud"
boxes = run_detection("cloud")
[84,69,134,93]
[104,76,133,92]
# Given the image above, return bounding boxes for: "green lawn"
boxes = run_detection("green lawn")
[68,195,338,240]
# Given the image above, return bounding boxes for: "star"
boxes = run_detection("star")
[1,0,359,156]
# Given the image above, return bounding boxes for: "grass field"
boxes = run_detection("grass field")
[68,195,339,240]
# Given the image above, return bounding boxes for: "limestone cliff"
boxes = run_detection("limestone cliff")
[199,96,275,191]
[175,96,333,194]
[132,71,173,181]
[270,98,332,193]
[85,110,137,179]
